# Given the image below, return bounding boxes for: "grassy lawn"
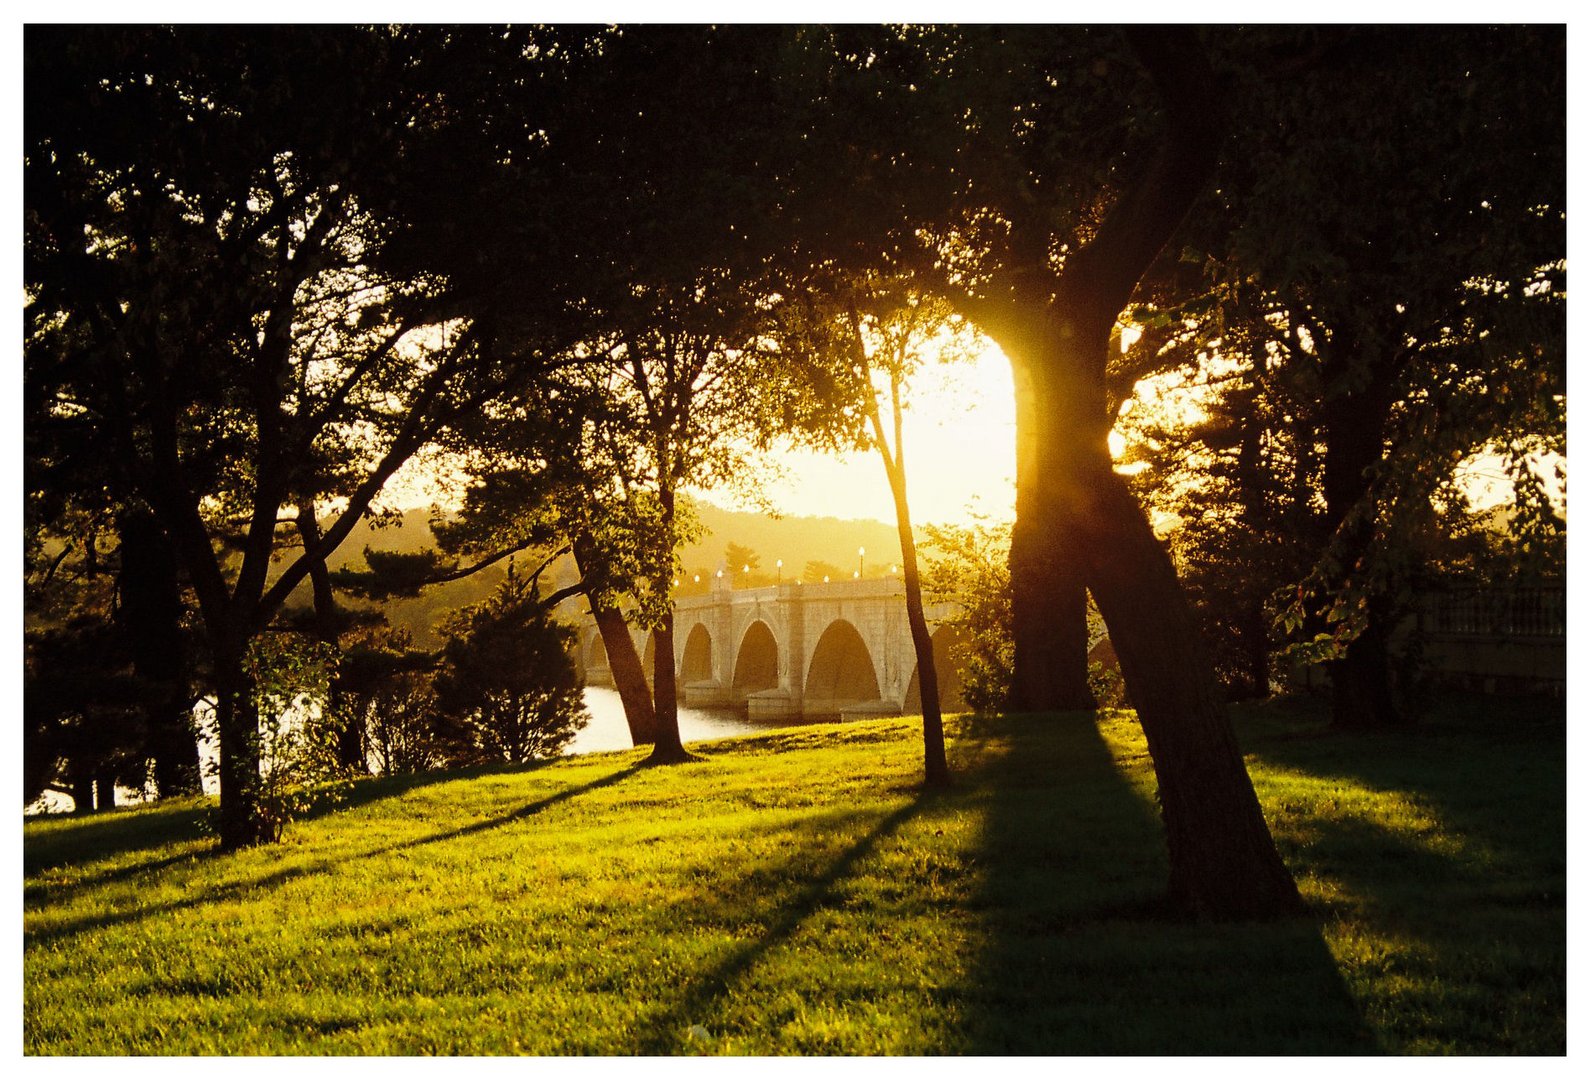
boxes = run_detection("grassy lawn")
[23,695,1565,1055]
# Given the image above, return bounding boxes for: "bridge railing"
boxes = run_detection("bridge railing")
[673,576,907,611]
[1418,585,1566,640]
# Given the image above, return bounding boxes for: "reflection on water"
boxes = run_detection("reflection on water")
[565,686,763,755]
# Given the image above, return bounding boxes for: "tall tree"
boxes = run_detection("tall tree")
[818,26,1304,916]
[1215,27,1565,727]
[781,277,976,788]
[1114,27,1565,725]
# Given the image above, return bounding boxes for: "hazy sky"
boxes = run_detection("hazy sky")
[707,338,1018,527]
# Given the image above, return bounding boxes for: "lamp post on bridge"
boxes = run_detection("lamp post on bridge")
[858,546,865,580]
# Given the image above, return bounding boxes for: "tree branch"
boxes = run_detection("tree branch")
[1060,28,1225,329]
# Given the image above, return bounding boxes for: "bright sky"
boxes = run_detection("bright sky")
[709,338,1018,527]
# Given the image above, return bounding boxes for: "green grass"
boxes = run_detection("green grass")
[24,695,1565,1055]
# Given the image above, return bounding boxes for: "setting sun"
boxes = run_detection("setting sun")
[715,336,1018,526]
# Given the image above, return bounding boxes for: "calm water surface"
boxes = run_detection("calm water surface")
[565,686,764,755]
[25,687,804,814]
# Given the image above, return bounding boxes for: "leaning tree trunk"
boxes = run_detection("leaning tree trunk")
[1023,342,1304,917]
[590,601,659,746]
[572,541,658,746]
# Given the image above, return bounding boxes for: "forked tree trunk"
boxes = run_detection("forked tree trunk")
[569,541,658,745]
[990,28,1303,919]
[1065,444,1304,917]
[1004,303,1305,920]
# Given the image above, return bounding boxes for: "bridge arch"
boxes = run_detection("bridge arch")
[732,620,779,697]
[904,625,968,714]
[680,622,714,684]
[804,618,881,717]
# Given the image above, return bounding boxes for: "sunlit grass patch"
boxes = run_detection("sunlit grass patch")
[24,695,1563,1054]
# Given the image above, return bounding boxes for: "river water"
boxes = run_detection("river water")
[25,687,792,814]
[564,686,764,755]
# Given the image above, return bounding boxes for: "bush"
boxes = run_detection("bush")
[242,633,347,841]
[433,573,588,765]
[922,519,1014,716]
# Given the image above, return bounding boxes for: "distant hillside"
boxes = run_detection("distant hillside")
[286,501,912,649]
[681,500,904,582]
[281,509,511,650]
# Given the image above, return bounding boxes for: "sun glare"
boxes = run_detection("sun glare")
[720,336,1018,526]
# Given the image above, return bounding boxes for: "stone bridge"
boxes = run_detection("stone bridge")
[577,577,966,722]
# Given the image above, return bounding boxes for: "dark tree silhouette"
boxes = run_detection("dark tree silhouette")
[25,27,583,847]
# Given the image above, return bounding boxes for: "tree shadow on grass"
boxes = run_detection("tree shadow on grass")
[1238,693,1565,875]
[23,753,625,888]
[631,795,934,1054]
[25,762,642,949]
[23,800,212,877]
[955,711,1376,1054]
[1236,698,1566,1054]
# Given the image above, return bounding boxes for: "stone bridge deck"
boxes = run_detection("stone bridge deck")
[576,577,965,722]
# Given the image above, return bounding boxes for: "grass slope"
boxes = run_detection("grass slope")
[23,696,1564,1055]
